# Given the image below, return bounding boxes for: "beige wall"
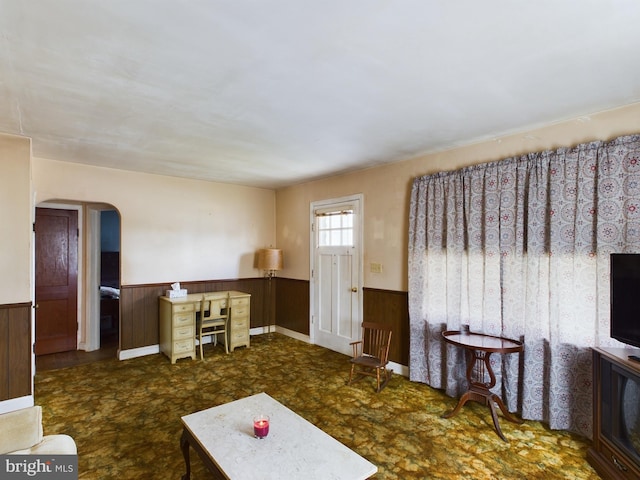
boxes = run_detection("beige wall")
[6,101,640,296]
[32,158,276,285]
[0,134,31,304]
[276,102,640,291]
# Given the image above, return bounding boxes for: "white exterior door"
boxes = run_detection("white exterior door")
[311,195,362,356]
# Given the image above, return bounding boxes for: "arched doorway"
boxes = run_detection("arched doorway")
[35,201,121,370]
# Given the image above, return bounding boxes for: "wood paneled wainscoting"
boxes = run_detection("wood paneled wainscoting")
[0,302,31,401]
[275,278,310,336]
[274,280,409,367]
[118,278,410,367]
[119,278,267,352]
[363,288,409,366]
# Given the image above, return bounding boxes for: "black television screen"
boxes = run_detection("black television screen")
[611,254,640,349]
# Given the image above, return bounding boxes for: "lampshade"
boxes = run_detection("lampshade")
[257,248,283,271]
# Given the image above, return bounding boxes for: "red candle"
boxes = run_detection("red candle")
[253,415,270,438]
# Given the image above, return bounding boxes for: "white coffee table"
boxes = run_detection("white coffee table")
[180,392,377,479]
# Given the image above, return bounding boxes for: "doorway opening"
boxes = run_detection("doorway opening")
[99,209,120,353]
[35,202,121,372]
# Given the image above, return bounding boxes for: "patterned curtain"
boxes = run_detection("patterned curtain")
[408,134,640,438]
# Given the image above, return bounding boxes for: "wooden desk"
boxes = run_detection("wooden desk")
[442,330,524,441]
[159,291,251,364]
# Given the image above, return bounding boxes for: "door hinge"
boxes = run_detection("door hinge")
[32,223,36,232]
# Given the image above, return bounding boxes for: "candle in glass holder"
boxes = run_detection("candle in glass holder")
[253,415,270,439]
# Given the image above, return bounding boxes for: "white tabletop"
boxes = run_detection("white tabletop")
[181,392,377,480]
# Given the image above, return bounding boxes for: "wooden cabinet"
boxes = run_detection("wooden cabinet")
[588,347,640,480]
[159,291,250,363]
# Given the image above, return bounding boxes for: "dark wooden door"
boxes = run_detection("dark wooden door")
[35,208,78,355]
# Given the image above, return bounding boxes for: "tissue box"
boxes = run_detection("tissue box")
[166,289,188,299]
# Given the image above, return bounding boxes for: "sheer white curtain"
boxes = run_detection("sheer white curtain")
[408,134,640,438]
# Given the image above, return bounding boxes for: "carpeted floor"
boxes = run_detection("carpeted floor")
[35,334,600,479]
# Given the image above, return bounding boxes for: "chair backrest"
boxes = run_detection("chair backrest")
[361,322,392,363]
[200,294,229,323]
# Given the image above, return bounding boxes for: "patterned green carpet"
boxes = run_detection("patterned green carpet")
[35,334,599,479]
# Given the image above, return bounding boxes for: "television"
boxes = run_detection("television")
[610,253,640,349]
[597,354,640,472]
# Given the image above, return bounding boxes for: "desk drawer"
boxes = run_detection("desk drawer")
[173,313,194,327]
[231,297,249,308]
[231,317,248,329]
[173,303,194,314]
[230,329,249,343]
[232,306,249,318]
[174,325,194,340]
[173,338,194,354]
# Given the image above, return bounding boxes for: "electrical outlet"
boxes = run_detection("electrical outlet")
[370,262,383,273]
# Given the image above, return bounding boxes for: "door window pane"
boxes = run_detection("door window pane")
[316,209,354,247]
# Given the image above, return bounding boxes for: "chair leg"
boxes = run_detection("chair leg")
[349,364,392,392]
[376,368,392,393]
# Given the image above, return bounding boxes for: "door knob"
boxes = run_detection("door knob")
[351,287,358,293]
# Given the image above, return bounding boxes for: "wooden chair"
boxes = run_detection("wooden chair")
[348,322,393,392]
[197,293,230,359]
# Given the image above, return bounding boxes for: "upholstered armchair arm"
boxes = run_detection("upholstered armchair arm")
[0,406,43,454]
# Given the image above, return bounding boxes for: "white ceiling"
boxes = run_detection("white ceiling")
[1,1,640,189]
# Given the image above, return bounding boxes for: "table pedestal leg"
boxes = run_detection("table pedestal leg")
[485,390,523,441]
[443,349,523,442]
[442,391,472,419]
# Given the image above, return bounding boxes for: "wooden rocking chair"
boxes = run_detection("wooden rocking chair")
[348,322,393,393]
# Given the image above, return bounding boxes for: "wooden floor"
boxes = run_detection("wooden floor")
[36,333,119,372]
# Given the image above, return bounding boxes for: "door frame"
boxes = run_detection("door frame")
[309,193,364,347]
[35,202,115,354]
[36,202,84,352]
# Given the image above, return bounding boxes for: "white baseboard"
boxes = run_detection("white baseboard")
[118,344,160,360]
[0,396,34,414]
[114,329,409,377]
[273,326,310,343]
[249,324,280,336]
[388,361,408,377]
[268,326,409,377]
